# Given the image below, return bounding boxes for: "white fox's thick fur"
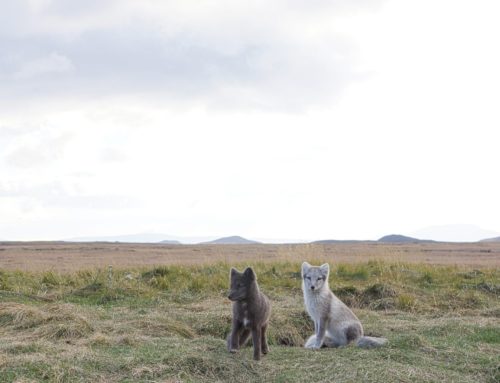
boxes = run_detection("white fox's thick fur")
[302,262,387,349]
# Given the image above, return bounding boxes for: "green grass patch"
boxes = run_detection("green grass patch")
[0,261,498,382]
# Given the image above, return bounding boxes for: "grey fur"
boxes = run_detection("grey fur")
[227,267,271,360]
[301,262,387,349]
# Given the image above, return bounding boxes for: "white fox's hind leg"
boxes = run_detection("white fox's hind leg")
[322,334,340,348]
[305,334,338,348]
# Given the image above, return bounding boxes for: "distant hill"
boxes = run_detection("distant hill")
[202,236,260,245]
[378,234,423,243]
[414,224,499,242]
[159,240,181,245]
[479,236,500,243]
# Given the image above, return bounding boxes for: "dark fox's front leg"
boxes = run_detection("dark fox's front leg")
[239,328,251,347]
[261,323,269,354]
[228,319,243,353]
[251,326,262,360]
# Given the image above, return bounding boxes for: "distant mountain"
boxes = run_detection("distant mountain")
[202,236,260,244]
[159,240,182,245]
[414,224,500,242]
[479,236,500,243]
[378,234,423,243]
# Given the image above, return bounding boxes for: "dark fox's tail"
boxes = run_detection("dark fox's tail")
[356,336,388,348]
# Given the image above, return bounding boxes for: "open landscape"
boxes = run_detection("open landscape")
[3,1,500,382]
[0,242,499,382]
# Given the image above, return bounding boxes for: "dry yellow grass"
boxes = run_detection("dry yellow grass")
[1,241,499,272]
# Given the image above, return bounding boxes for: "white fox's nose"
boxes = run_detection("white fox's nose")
[310,286,315,290]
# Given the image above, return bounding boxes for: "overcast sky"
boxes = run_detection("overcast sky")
[1,0,499,242]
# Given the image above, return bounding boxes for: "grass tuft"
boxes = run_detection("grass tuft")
[0,302,93,340]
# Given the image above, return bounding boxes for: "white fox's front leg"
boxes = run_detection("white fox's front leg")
[305,320,321,349]
[314,318,327,349]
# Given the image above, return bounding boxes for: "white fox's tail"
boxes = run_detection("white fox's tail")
[305,334,387,348]
[356,336,387,348]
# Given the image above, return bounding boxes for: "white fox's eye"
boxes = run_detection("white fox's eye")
[305,276,311,280]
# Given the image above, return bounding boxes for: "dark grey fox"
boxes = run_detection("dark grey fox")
[227,267,271,360]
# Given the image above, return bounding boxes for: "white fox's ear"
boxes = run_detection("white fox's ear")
[320,263,330,275]
[301,262,311,276]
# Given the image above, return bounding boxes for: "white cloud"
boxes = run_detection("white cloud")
[14,52,74,78]
[0,0,376,112]
[1,1,500,241]
[4,130,73,168]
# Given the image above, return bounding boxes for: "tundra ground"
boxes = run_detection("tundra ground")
[0,244,499,382]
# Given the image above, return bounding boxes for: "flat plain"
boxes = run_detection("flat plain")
[1,241,500,272]
[0,242,499,382]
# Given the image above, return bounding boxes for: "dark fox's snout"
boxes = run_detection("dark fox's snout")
[227,291,239,301]
[228,291,245,301]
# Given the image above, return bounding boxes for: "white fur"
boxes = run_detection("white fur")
[301,262,387,349]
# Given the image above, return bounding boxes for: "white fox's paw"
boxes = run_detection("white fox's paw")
[310,344,322,350]
[304,344,318,349]
[304,335,319,349]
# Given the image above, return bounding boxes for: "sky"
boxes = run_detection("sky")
[1,0,499,242]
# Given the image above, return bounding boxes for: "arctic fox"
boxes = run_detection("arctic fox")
[301,262,387,349]
[227,267,271,360]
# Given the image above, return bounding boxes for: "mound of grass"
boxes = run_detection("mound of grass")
[0,303,46,329]
[131,318,197,339]
[473,282,500,295]
[0,303,93,340]
[333,283,398,310]
[268,309,312,347]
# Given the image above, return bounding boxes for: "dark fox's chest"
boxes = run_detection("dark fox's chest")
[236,302,252,327]
[233,294,270,329]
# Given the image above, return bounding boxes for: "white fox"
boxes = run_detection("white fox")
[301,262,387,349]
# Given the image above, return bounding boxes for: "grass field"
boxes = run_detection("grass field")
[0,243,499,382]
[1,242,500,271]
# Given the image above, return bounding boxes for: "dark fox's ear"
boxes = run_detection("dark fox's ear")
[230,268,238,278]
[243,267,255,281]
